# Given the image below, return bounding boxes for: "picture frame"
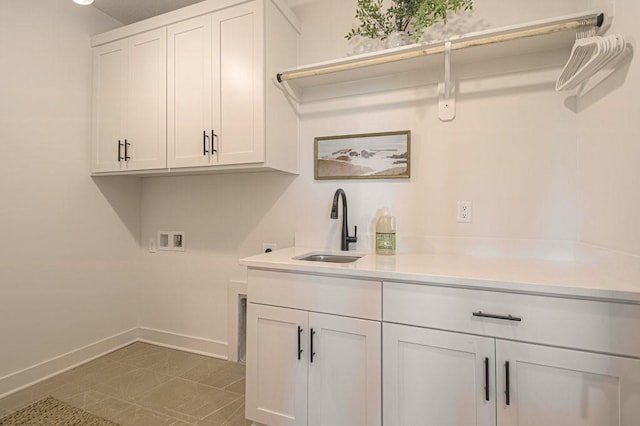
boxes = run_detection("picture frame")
[314,130,411,180]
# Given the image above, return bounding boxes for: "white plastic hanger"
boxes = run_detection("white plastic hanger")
[556,27,628,92]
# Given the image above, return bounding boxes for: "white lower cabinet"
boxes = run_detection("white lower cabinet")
[383,323,496,426]
[246,304,308,426]
[246,303,381,426]
[496,340,640,426]
[382,276,640,426]
[383,323,640,426]
[246,271,640,426]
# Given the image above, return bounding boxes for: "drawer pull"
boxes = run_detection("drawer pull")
[472,311,522,322]
[297,326,303,360]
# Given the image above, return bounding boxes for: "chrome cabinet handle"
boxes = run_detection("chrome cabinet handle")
[472,311,522,322]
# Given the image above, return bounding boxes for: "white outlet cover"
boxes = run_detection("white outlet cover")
[457,201,472,223]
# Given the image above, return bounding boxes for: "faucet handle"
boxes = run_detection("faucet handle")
[347,225,358,244]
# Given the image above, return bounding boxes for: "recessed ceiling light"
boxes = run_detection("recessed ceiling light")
[73,0,94,5]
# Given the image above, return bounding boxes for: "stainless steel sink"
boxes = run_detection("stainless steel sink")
[296,254,362,263]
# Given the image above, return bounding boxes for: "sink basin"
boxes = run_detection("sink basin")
[296,254,362,263]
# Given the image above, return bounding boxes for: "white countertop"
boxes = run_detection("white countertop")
[240,246,640,303]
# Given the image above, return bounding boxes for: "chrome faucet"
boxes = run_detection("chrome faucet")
[331,188,358,251]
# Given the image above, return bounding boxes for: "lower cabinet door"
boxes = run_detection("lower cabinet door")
[307,313,381,426]
[383,323,496,426]
[246,304,308,426]
[496,340,640,426]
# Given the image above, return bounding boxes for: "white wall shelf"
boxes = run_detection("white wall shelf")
[277,10,604,106]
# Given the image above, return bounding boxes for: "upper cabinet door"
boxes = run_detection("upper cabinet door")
[496,340,640,426]
[92,40,128,173]
[307,313,381,426]
[125,29,167,171]
[92,29,166,173]
[212,2,265,166]
[383,323,496,426]
[167,15,213,168]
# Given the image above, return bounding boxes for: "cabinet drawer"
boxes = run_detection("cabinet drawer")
[383,281,640,358]
[249,269,381,320]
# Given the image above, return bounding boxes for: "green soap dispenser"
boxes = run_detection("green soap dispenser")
[376,207,396,255]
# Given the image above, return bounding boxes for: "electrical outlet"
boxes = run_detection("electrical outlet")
[457,201,472,223]
[148,238,157,253]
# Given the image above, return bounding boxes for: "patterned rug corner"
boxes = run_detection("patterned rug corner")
[0,396,119,425]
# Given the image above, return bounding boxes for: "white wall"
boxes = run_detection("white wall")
[139,0,599,355]
[576,0,640,256]
[0,0,141,391]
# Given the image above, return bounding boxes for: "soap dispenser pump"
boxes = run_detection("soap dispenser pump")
[376,207,396,255]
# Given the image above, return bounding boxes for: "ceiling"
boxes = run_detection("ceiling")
[91,0,316,25]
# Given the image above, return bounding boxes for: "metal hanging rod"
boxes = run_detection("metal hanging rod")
[277,11,604,83]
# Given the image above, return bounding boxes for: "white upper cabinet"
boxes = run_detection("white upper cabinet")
[167,2,264,169]
[91,0,299,176]
[167,15,213,168]
[92,40,127,172]
[92,29,167,173]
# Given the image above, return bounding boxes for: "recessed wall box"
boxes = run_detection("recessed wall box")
[158,231,185,251]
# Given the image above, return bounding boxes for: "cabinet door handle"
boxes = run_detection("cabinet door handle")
[297,326,303,360]
[124,139,131,161]
[117,140,123,162]
[211,130,217,154]
[310,328,316,363]
[484,357,490,401]
[473,311,522,322]
[203,131,209,155]
[505,361,511,406]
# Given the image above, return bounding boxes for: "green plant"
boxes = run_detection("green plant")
[346,0,473,43]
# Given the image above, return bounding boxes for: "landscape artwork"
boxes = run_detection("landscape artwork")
[314,131,411,180]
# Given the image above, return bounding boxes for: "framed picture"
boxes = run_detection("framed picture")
[314,130,411,180]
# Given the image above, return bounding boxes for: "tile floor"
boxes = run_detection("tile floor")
[0,342,250,425]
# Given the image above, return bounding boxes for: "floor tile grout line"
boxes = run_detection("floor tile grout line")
[198,393,246,425]
[114,395,199,426]
[0,342,249,425]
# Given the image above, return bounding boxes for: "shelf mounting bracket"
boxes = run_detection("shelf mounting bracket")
[438,41,456,121]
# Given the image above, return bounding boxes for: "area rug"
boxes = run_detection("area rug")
[0,396,119,425]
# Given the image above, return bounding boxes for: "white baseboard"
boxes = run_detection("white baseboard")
[0,327,228,399]
[137,327,227,359]
[0,328,138,399]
